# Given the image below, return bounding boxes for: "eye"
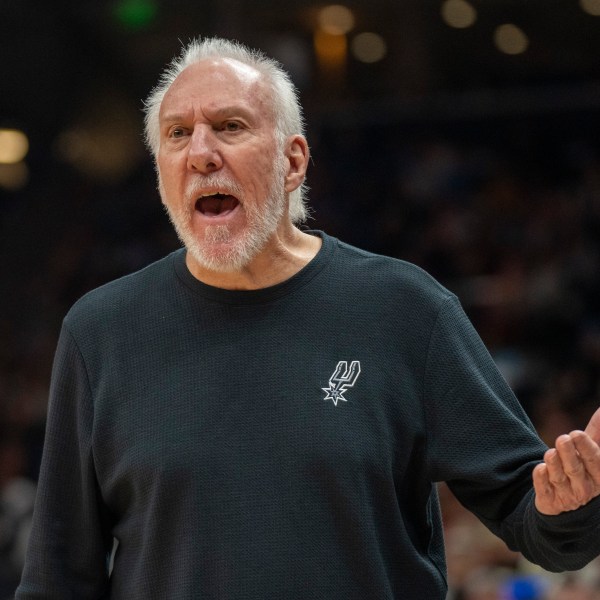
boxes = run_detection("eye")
[169,127,187,139]
[223,121,242,132]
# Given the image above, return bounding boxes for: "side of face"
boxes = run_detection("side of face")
[156,58,308,273]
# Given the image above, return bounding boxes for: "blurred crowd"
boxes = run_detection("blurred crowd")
[1,110,599,598]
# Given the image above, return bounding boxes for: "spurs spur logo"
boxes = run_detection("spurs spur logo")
[322,361,361,406]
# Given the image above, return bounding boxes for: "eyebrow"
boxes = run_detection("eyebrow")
[210,105,254,119]
[160,114,187,125]
[160,105,255,125]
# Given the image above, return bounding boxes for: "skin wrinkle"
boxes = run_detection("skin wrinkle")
[156,57,319,289]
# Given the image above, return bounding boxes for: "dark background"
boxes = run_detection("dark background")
[1,1,599,598]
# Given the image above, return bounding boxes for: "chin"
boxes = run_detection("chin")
[163,175,287,275]
[186,228,266,273]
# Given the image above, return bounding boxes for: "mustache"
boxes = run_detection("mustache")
[184,175,244,201]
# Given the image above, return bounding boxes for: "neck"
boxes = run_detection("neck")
[184,222,322,290]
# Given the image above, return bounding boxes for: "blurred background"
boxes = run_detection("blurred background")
[1,0,600,598]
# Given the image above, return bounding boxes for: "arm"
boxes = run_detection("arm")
[423,296,600,572]
[15,324,112,599]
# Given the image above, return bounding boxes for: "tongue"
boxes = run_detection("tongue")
[198,195,238,216]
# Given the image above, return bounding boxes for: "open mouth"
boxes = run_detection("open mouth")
[195,193,240,217]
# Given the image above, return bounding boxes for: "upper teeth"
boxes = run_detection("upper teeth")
[199,191,227,197]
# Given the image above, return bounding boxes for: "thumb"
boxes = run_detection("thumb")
[584,406,600,444]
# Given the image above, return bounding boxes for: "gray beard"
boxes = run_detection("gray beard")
[159,163,287,273]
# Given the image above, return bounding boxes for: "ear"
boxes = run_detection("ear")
[284,135,309,193]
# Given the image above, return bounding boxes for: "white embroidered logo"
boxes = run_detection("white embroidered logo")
[322,361,361,406]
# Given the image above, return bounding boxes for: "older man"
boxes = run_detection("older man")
[16,37,600,599]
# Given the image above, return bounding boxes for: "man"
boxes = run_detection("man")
[16,37,600,599]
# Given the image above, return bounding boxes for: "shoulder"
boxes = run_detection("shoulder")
[63,250,182,334]
[330,236,455,310]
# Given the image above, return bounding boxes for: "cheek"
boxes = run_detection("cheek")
[157,159,183,194]
[157,178,167,205]
[243,154,281,193]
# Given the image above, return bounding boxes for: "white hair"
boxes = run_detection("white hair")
[143,37,309,224]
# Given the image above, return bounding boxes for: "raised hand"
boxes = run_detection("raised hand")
[533,407,600,515]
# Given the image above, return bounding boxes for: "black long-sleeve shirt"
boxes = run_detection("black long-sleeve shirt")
[16,232,600,599]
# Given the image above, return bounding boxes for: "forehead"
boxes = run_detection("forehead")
[160,58,272,120]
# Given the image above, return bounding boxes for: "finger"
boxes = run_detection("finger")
[571,431,600,485]
[544,446,569,487]
[555,434,593,506]
[533,463,559,515]
[584,407,600,445]
[544,445,577,509]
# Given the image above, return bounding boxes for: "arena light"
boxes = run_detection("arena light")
[494,24,529,55]
[351,33,387,63]
[0,163,29,191]
[113,0,158,31]
[314,29,347,69]
[441,0,477,29]
[317,4,355,35]
[580,0,600,15]
[0,129,29,164]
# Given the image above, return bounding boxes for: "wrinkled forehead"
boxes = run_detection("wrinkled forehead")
[161,57,273,117]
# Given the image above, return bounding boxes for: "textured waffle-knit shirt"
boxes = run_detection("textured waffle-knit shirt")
[17,231,600,599]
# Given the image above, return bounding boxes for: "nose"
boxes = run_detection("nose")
[187,125,223,173]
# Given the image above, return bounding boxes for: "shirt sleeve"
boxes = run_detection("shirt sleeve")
[423,294,600,572]
[15,323,112,599]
